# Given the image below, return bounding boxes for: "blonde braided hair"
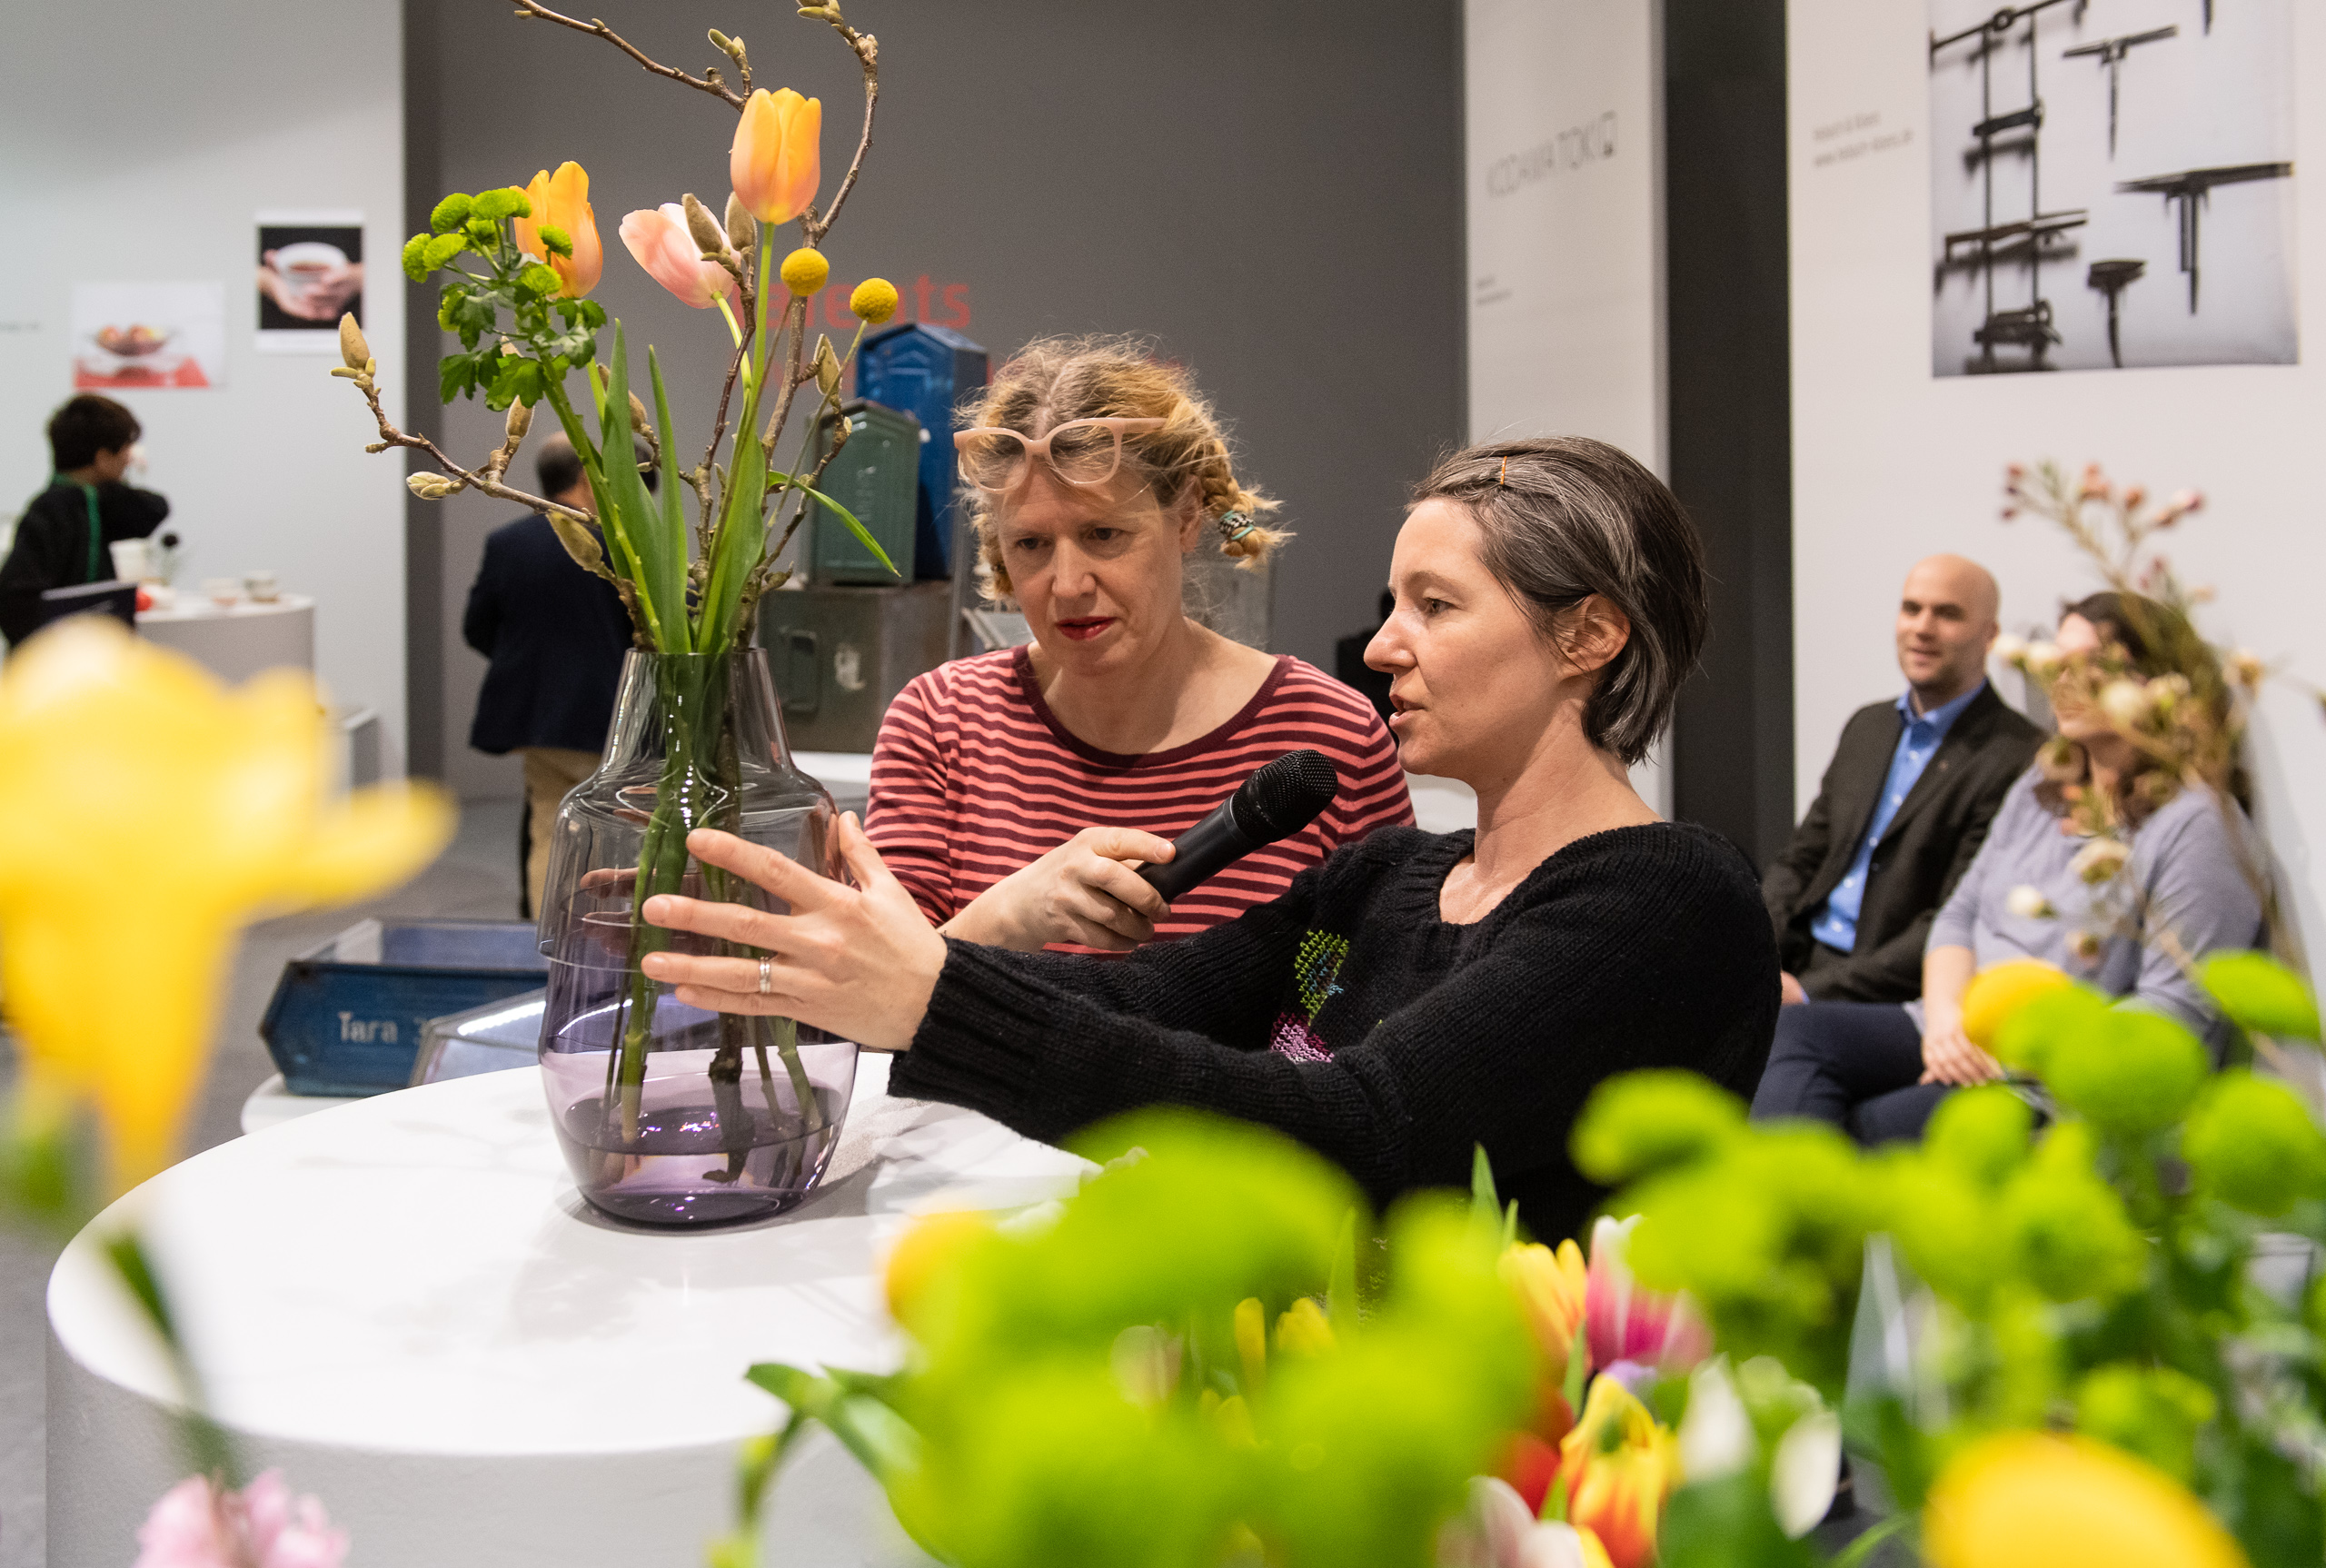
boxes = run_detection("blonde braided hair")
[961,335,1287,601]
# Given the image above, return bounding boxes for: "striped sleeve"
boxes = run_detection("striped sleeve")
[865,669,961,923]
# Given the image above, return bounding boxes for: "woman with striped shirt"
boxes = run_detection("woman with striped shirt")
[867,337,1413,952]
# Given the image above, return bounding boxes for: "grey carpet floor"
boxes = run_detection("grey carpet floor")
[0,799,523,1568]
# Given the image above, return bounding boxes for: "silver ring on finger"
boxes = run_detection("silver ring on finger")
[758,954,774,995]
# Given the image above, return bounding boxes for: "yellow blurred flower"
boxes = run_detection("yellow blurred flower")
[0,620,452,1193]
[1500,1237,1589,1380]
[513,162,602,298]
[1273,1296,1336,1358]
[1924,1432,2249,1568]
[779,247,830,298]
[1962,958,2073,1050]
[850,276,900,324]
[1558,1378,1676,1568]
[731,88,822,224]
[883,1209,993,1328]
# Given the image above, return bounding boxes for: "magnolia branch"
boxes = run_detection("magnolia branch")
[800,5,880,244]
[507,1,746,109]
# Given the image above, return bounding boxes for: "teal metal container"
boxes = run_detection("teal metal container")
[810,398,921,584]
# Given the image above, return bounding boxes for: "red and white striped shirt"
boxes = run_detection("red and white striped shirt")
[867,648,1415,942]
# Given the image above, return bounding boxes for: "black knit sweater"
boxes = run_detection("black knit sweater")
[891,822,1779,1242]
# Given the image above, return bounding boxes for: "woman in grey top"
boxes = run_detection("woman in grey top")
[1753,593,2262,1143]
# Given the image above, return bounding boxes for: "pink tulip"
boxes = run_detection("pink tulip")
[620,204,739,310]
[1584,1216,1713,1374]
[135,1472,348,1568]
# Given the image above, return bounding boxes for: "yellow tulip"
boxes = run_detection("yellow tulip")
[1501,1237,1589,1379]
[1558,1378,1677,1568]
[1925,1432,2249,1568]
[1962,958,2073,1049]
[731,88,822,224]
[883,1209,994,1328]
[512,162,603,298]
[0,620,452,1193]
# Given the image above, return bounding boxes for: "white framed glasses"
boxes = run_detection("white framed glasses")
[953,417,1166,496]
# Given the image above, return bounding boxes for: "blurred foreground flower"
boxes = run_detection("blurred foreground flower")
[1923,1431,2248,1568]
[513,162,602,297]
[135,1470,348,1568]
[1439,1477,1612,1568]
[0,620,452,1193]
[1557,1378,1675,1568]
[1584,1216,1712,1375]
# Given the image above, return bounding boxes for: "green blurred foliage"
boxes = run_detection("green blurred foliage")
[2202,953,2322,1043]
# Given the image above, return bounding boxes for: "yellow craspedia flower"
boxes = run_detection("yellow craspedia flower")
[1962,958,2073,1049]
[0,620,452,1193]
[1925,1432,2249,1568]
[850,276,900,324]
[883,1209,993,1328]
[778,246,830,298]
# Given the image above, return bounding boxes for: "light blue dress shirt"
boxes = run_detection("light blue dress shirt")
[1809,681,1986,953]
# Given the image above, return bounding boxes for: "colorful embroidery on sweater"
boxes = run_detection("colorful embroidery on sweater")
[1268,930,1349,1062]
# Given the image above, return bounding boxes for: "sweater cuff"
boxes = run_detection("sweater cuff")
[888,939,1068,1125]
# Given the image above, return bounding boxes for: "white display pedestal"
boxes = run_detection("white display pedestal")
[49,1054,1087,1566]
[136,594,315,684]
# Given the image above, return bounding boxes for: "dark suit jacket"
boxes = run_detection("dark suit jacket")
[1763,684,2043,1002]
[463,513,636,755]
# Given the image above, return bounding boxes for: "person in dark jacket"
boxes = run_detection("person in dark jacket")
[463,435,646,916]
[1762,554,2043,1007]
[636,437,1778,1245]
[1,395,168,649]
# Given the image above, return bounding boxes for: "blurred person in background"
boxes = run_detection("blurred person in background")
[867,337,1414,954]
[1754,592,2261,1143]
[1761,554,2043,1006]
[463,434,651,917]
[1,394,169,649]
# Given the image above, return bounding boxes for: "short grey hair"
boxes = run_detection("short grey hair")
[1410,437,1709,765]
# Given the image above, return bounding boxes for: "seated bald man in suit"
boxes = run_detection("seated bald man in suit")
[1761,554,2042,1006]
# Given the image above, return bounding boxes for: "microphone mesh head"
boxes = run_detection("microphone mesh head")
[1235,749,1341,841]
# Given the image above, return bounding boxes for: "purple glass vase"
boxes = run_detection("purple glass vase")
[535,649,857,1226]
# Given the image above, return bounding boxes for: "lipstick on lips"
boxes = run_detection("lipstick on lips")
[1055,616,1115,642]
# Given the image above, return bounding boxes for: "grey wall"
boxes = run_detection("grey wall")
[404,0,1466,794]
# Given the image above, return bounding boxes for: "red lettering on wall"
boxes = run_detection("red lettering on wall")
[943,283,970,331]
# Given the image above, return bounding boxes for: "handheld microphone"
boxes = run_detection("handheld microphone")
[1138,749,1341,902]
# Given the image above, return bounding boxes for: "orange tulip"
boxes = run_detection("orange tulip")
[512,162,602,298]
[731,88,822,224]
[1558,1379,1678,1568]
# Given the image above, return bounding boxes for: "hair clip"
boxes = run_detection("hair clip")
[1497,456,1509,489]
[1217,508,1257,543]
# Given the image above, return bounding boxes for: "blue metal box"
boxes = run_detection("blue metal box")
[857,323,988,581]
[260,918,549,1097]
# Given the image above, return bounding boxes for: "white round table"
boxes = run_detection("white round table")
[48,1053,1088,1566]
[136,594,315,683]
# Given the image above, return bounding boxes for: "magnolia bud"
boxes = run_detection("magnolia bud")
[629,392,651,435]
[2100,680,2150,728]
[682,193,729,260]
[2070,837,2132,886]
[2006,885,2054,920]
[407,472,456,500]
[549,511,607,576]
[724,192,755,253]
[813,334,842,396]
[338,313,370,371]
[708,27,732,50]
[504,402,532,442]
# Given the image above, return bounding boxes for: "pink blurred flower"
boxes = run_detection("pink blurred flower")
[1584,1216,1713,1374]
[135,1472,347,1568]
[619,203,739,310]
[1440,1478,1615,1568]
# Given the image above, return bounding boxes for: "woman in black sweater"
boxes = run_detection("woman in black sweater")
[643,438,1777,1241]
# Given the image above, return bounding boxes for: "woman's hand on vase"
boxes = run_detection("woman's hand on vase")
[1919,1021,2002,1087]
[640,814,947,1053]
[939,826,1177,952]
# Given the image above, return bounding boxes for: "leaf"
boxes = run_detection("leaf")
[796,481,900,577]
[1470,1145,1499,1228]
[1657,1474,1818,1568]
[823,1394,922,1486]
[102,1231,177,1346]
[646,346,689,609]
[2202,951,2321,1042]
[438,352,473,406]
[593,323,687,651]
